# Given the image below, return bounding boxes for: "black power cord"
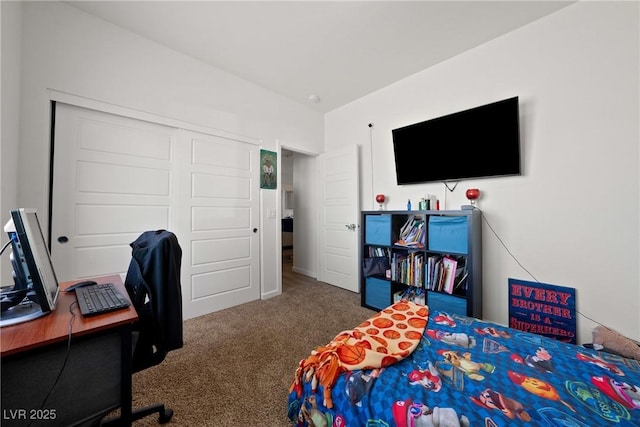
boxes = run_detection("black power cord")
[26,301,77,427]
[0,239,12,256]
[480,210,603,328]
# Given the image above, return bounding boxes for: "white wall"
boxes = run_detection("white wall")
[13,1,323,299]
[0,2,23,285]
[325,1,639,345]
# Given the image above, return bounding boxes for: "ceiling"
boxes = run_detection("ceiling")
[65,1,573,113]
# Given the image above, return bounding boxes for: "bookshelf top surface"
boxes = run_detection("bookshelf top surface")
[362,209,480,215]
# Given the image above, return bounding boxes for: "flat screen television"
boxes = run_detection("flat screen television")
[392,96,521,185]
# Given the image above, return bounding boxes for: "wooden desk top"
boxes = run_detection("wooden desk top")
[1,275,138,357]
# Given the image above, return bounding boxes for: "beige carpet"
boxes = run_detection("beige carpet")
[127,263,373,426]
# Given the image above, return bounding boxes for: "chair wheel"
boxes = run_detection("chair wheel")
[158,408,173,424]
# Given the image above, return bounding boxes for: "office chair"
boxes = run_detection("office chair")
[104,230,184,425]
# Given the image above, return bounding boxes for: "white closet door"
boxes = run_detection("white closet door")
[51,103,260,319]
[174,129,260,318]
[51,103,177,282]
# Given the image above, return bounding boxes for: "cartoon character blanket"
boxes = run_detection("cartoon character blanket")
[288,306,640,426]
[290,301,429,409]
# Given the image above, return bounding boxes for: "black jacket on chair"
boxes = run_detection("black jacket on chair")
[125,230,183,372]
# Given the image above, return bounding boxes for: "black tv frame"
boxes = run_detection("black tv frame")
[392,96,521,185]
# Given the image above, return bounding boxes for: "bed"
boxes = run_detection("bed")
[288,301,640,426]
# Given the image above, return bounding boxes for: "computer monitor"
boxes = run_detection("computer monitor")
[1,208,60,326]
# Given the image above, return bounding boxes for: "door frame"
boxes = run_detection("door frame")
[276,142,320,293]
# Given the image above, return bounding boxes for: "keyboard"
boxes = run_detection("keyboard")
[75,283,130,317]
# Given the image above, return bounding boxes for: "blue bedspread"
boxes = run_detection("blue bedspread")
[288,310,640,426]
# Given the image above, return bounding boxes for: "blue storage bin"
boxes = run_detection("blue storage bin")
[428,216,468,254]
[365,214,391,246]
[427,291,467,316]
[365,277,390,310]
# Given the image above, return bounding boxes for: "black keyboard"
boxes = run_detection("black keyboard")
[75,283,130,317]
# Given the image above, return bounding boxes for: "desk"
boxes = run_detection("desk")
[1,275,138,427]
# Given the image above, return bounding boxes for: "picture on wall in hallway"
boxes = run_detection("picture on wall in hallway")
[260,149,277,189]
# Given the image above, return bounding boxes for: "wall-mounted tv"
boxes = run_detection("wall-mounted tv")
[392,96,521,185]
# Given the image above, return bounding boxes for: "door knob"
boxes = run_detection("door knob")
[253,228,258,233]
[57,236,69,243]
[345,224,356,231]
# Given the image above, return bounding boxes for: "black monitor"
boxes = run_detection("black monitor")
[1,208,60,326]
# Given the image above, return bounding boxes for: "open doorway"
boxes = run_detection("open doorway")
[278,145,360,294]
[281,149,294,267]
[279,148,316,284]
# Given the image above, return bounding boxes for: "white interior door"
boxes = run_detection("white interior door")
[51,103,260,319]
[175,129,260,319]
[317,145,360,292]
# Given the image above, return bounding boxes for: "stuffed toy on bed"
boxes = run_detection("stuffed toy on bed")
[592,325,640,360]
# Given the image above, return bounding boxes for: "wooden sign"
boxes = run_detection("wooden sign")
[508,278,576,344]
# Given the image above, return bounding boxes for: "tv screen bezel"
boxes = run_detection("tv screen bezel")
[392,96,521,185]
[10,208,60,312]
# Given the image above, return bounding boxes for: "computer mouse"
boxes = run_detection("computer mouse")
[64,280,98,292]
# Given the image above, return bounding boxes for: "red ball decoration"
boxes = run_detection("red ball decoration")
[375,194,386,204]
[465,188,480,204]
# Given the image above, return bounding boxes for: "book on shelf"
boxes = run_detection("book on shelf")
[398,215,416,238]
[431,258,443,291]
[441,256,457,294]
[438,261,447,291]
[395,286,425,305]
[367,247,387,257]
[453,269,468,292]
[391,251,424,287]
[395,216,425,248]
[426,255,438,290]
[394,240,424,248]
